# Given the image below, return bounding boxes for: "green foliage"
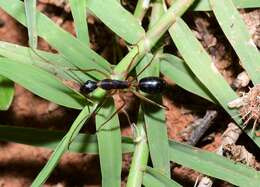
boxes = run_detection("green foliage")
[0,0,259,186]
[0,75,14,110]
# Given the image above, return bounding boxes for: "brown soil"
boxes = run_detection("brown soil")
[0,2,259,187]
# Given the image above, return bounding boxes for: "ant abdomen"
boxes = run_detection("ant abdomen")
[138,76,166,94]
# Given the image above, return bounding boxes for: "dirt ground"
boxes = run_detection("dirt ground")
[0,1,259,187]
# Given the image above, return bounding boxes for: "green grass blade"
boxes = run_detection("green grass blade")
[0,41,95,81]
[0,0,111,74]
[144,166,182,187]
[126,108,149,187]
[0,57,87,109]
[137,54,170,176]
[32,105,96,186]
[169,140,260,187]
[0,75,14,110]
[86,0,145,44]
[0,125,134,154]
[24,0,37,49]
[96,98,122,187]
[69,0,89,45]
[210,0,260,84]
[169,18,243,126]
[142,172,165,187]
[160,53,217,103]
[191,0,260,11]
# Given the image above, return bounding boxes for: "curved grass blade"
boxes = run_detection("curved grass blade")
[0,0,112,74]
[144,166,182,187]
[169,140,260,187]
[0,57,87,109]
[0,75,14,111]
[24,0,37,49]
[0,41,94,82]
[169,18,242,126]
[210,0,260,84]
[86,0,145,44]
[191,0,260,11]
[69,0,89,45]
[96,97,122,187]
[136,54,170,177]
[32,104,97,186]
[160,53,217,103]
[0,125,134,154]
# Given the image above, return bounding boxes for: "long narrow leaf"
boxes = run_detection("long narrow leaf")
[86,0,145,44]
[0,41,92,82]
[24,0,37,48]
[96,97,122,187]
[160,53,217,103]
[70,0,89,45]
[0,0,111,76]
[169,18,243,127]
[191,0,260,11]
[210,0,260,84]
[0,57,86,109]
[137,54,170,176]
[0,75,14,110]
[32,105,96,186]
[0,125,134,153]
[145,166,182,187]
[126,108,149,187]
[142,172,165,187]
[169,140,260,187]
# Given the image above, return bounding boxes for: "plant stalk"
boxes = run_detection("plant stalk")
[126,109,149,187]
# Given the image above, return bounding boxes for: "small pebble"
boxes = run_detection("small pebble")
[0,18,5,28]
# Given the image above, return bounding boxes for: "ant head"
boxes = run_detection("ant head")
[80,80,98,94]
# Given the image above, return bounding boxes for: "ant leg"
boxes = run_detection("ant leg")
[96,95,126,132]
[134,53,156,80]
[250,119,258,137]
[132,91,168,110]
[124,45,140,79]
[67,68,109,78]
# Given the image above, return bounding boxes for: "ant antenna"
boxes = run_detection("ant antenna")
[28,47,85,85]
[135,53,157,79]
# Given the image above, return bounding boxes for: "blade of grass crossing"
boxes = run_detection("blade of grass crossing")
[0,75,14,110]
[159,53,217,103]
[169,140,260,187]
[32,105,97,186]
[0,125,135,154]
[145,166,182,187]
[142,172,165,187]
[0,57,87,109]
[169,18,243,126]
[24,0,37,49]
[69,0,89,45]
[95,97,122,187]
[210,0,260,84]
[0,0,111,76]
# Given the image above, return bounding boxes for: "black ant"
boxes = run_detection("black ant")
[30,48,167,131]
